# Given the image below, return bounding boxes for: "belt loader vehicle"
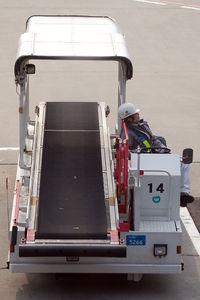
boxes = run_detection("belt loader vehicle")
[8,15,190,281]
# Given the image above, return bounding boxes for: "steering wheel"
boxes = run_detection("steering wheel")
[140,146,171,154]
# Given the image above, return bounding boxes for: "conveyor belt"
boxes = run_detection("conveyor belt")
[36,102,107,239]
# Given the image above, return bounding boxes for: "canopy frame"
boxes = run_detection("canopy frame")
[14,15,133,169]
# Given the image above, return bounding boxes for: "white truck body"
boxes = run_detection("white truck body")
[9,15,183,280]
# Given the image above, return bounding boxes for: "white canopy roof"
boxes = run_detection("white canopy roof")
[15,15,133,79]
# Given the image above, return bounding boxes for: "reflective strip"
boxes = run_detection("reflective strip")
[143,140,151,152]
[134,131,151,152]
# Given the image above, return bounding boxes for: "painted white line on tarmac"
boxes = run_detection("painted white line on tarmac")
[136,0,166,5]
[181,6,200,11]
[134,0,200,11]
[180,207,200,256]
[0,147,19,151]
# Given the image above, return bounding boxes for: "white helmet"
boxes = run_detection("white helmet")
[118,103,140,120]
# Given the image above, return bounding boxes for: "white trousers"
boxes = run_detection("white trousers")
[181,163,191,194]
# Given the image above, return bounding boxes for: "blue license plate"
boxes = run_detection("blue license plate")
[126,235,146,246]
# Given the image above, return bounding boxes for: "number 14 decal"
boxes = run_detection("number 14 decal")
[148,183,164,193]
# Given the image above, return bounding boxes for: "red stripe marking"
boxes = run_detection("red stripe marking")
[27,229,36,242]
[111,230,119,243]
[6,177,8,190]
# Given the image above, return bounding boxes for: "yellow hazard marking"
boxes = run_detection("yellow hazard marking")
[109,197,115,206]
[31,197,38,206]
[19,107,23,114]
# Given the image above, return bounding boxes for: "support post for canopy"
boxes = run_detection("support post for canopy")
[18,76,30,169]
[118,63,127,133]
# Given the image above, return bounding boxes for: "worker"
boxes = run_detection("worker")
[118,102,194,207]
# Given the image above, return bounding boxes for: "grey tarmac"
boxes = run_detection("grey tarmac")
[0,0,200,299]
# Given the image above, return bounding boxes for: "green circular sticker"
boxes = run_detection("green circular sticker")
[152,196,161,203]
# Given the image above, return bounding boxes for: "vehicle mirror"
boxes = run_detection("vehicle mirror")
[182,148,193,164]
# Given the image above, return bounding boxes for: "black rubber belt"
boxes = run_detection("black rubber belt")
[36,102,107,240]
[19,244,126,257]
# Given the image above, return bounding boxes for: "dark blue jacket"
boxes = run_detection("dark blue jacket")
[121,119,165,151]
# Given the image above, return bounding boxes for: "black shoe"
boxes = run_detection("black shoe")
[180,192,194,207]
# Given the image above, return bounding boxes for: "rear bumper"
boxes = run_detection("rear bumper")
[9,261,183,274]
[19,243,127,258]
